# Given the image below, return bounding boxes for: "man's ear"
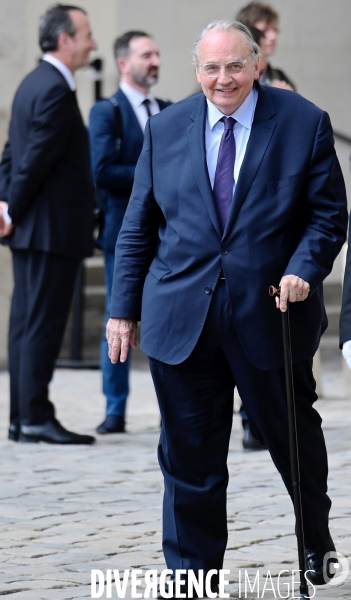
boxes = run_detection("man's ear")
[196,69,201,85]
[253,59,260,81]
[56,30,70,52]
[117,57,127,75]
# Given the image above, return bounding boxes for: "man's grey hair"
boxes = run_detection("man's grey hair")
[192,19,260,67]
[39,4,87,53]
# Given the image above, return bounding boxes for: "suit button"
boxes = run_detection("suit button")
[221,248,228,255]
[205,287,212,294]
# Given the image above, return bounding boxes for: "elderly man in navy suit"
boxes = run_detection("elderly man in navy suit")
[0,4,97,444]
[89,31,170,435]
[106,20,347,592]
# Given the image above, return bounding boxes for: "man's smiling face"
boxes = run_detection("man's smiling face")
[196,28,259,115]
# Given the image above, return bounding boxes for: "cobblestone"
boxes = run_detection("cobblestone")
[0,347,350,599]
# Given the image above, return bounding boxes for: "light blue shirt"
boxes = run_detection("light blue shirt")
[205,87,258,193]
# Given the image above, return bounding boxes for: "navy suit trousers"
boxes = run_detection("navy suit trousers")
[149,280,331,574]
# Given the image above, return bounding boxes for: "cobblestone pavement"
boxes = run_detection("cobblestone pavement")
[0,348,350,599]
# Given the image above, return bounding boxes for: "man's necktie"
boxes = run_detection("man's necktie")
[213,117,236,232]
[142,98,152,118]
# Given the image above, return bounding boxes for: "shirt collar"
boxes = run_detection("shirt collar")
[206,87,258,130]
[42,54,76,91]
[120,81,155,108]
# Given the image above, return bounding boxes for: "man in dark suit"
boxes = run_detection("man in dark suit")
[0,4,97,444]
[106,20,347,591]
[89,31,170,435]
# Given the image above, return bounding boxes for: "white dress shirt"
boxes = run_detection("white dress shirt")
[205,87,258,194]
[120,81,160,131]
[1,54,76,224]
[42,54,76,91]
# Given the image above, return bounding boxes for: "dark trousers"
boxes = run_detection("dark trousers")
[149,280,331,574]
[9,248,80,425]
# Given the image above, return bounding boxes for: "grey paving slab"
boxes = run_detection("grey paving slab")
[0,347,350,599]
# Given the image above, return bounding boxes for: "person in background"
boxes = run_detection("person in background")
[0,4,97,444]
[236,1,295,90]
[240,22,268,77]
[89,31,170,434]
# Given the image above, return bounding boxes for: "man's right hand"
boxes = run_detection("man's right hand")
[0,201,14,237]
[106,318,137,364]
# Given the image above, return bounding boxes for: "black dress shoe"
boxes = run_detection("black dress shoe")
[96,414,125,434]
[242,422,267,450]
[305,536,337,586]
[8,423,20,442]
[19,417,95,444]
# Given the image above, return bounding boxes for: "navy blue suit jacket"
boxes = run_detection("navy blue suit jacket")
[111,84,348,370]
[0,60,95,260]
[89,88,170,251]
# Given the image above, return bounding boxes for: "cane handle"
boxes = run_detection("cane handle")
[269,285,280,297]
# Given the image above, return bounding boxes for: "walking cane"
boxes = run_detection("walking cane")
[269,286,309,599]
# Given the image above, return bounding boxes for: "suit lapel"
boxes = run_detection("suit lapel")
[116,88,144,141]
[223,84,277,237]
[187,95,222,237]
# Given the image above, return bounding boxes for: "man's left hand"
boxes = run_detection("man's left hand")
[276,274,310,312]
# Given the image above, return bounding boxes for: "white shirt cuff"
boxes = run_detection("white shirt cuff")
[342,339,351,370]
[2,204,12,224]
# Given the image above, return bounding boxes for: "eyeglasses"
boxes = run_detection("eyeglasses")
[198,59,249,78]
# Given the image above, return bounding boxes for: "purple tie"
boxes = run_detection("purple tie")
[213,117,236,232]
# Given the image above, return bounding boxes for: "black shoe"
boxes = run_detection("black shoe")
[19,417,95,445]
[96,414,125,434]
[157,577,219,599]
[305,536,337,586]
[8,423,20,442]
[242,422,267,450]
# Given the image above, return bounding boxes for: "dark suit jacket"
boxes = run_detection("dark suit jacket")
[0,60,95,259]
[88,88,170,251]
[339,213,351,346]
[110,83,347,370]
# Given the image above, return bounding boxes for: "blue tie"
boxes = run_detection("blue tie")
[213,117,236,232]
